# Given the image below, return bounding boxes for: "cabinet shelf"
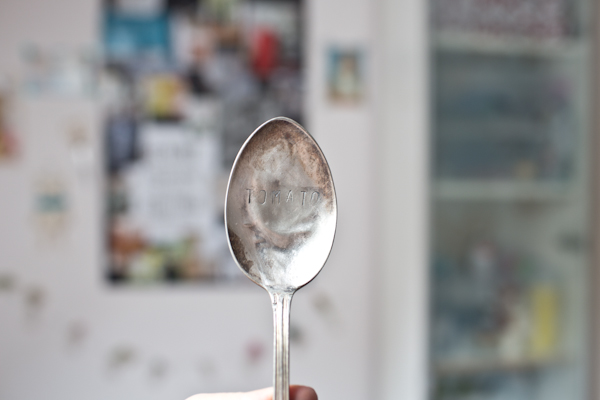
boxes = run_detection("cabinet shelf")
[434,180,570,202]
[435,356,563,377]
[434,31,585,58]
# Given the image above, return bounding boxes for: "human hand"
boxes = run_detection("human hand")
[186,385,317,400]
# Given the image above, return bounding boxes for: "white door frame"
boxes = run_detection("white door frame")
[375,0,430,398]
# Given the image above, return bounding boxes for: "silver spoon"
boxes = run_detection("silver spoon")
[225,117,337,400]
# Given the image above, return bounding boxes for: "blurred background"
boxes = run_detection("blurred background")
[0,0,597,399]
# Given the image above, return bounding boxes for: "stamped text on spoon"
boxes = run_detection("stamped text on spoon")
[246,189,321,206]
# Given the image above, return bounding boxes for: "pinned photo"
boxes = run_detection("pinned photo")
[327,48,364,104]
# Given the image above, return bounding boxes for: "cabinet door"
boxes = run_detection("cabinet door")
[429,0,594,399]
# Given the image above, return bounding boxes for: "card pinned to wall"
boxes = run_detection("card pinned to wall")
[0,76,19,162]
[327,47,365,105]
[34,176,69,240]
[20,45,97,97]
[66,121,95,179]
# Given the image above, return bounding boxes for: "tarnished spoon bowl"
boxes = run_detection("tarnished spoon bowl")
[225,117,337,400]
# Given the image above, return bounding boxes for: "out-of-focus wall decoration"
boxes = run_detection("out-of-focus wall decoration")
[24,284,47,318]
[327,47,364,105]
[108,344,138,371]
[66,121,96,179]
[65,320,88,348]
[148,357,169,380]
[0,273,16,293]
[102,0,305,284]
[20,45,98,97]
[34,175,69,240]
[0,78,19,161]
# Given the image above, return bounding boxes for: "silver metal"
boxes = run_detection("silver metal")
[225,117,337,400]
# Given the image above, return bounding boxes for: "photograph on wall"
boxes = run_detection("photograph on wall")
[103,0,305,284]
[327,47,364,104]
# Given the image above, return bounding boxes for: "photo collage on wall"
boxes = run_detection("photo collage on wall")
[103,0,304,284]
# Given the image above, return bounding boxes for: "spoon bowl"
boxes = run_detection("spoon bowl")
[225,117,337,291]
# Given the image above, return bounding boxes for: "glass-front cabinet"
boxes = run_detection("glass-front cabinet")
[429,0,594,399]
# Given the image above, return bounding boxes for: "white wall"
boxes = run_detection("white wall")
[0,0,383,400]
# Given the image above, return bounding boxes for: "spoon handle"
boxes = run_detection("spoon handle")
[271,291,293,400]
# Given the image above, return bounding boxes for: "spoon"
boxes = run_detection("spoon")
[225,117,337,400]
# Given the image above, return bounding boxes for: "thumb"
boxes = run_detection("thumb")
[185,386,317,400]
[185,387,272,400]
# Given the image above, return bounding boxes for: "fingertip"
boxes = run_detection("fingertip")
[290,385,318,400]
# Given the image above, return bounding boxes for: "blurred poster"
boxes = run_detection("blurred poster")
[103,0,304,284]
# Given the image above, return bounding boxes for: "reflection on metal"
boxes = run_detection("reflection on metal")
[225,117,337,400]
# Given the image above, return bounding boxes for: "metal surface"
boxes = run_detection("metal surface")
[225,117,337,400]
